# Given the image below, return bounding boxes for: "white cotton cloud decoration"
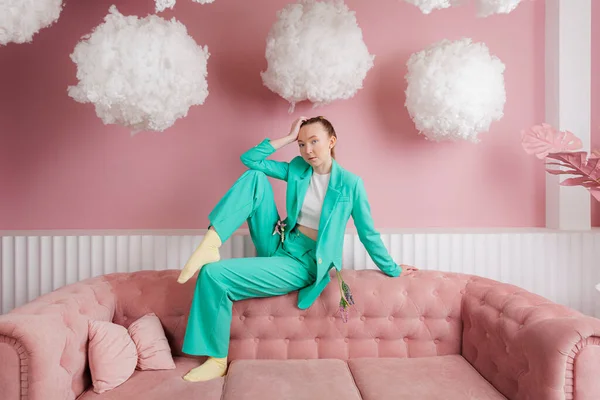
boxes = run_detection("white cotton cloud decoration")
[404,38,506,142]
[475,0,524,17]
[0,0,63,45]
[155,0,177,13]
[403,0,525,17]
[261,0,374,112]
[155,0,215,13]
[402,0,454,14]
[68,5,210,133]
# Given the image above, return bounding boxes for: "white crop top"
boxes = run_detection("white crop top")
[296,172,330,230]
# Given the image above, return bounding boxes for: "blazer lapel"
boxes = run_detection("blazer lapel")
[317,160,342,243]
[292,169,312,225]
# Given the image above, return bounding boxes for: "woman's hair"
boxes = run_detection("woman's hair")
[300,116,337,158]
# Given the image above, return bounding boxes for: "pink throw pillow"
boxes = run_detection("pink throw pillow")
[127,313,176,371]
[88,320,138,394]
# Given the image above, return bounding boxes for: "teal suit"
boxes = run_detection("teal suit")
[181,138,400,358]
[240,138,401,308]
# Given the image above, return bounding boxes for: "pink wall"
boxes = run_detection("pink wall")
[592,1,600,227]
[0,0,545,230]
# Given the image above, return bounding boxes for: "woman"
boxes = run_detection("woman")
[176,116,413,382]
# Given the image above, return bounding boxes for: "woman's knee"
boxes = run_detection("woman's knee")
[241,169,268,180]
[240,170,271,191]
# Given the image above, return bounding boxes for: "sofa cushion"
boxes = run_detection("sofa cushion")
[127,313,176,371]
[348,355,506,400]
[222,359,362,400]
[88,320,138,393]
[77,357,223,400]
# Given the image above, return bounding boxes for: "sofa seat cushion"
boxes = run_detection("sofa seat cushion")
[222,359,362,400]
[77,356,223,400]
[348,355,506,400]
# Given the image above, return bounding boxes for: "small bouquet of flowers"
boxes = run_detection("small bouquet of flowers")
[336,270,355,323]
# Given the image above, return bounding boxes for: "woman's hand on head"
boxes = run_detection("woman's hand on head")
[269,116,308,150]
[288,116,308,141]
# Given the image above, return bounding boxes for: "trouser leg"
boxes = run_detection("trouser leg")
[208,170,280,256]
[182,250,316,358]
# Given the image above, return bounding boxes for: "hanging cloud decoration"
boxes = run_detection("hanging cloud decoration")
[402,0,455,14]
[475,0,524,17]
[155,0,215,13]
[261,0,374,112]
[0,0,64,45]
[404,38,506,142]
[68,5,210,133]
[403,0,525,17]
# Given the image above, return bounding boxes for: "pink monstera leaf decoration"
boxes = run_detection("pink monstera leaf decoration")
[521,123,583,159]
[546,151,600,201]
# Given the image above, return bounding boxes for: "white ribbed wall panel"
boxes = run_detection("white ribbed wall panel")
[1,230,600,317]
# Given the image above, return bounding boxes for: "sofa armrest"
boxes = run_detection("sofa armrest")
[461,277,600,400]
[0,278,115,400]
[523,316,600,399]
[0,313,79,400]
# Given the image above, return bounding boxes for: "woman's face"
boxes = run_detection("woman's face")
[297,123,335,168]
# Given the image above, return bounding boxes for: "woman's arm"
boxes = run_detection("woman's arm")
[351,177,402,277]
[268,135,297,150]
[239,117,306,181]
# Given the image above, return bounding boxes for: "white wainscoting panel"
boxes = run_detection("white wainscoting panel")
[1,230,599,317]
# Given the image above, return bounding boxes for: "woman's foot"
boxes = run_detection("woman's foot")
[183,357,228,382]
[177,229,222,284]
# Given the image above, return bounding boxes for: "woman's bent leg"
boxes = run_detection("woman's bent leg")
[177,170,280,283]
[209,170,280,256]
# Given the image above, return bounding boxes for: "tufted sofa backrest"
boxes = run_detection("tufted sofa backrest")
[108,269,472,360]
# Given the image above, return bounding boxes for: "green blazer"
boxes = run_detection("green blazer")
[240,138,401,309]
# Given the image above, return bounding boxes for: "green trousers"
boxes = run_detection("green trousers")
[181,170,318,358]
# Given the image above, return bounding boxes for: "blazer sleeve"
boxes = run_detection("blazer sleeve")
[351,177,402,277]
[240,138,290,181]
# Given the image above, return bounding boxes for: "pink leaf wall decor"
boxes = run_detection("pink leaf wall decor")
[546,151,600,201]
[521,123,583,159]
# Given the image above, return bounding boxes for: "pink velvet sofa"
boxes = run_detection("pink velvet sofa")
[1,268,599,400]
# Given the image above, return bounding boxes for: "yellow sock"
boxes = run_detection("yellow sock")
[177,229,221,284]
[183,357,228,382]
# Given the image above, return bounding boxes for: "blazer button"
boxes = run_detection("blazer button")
[318,258,322,264]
